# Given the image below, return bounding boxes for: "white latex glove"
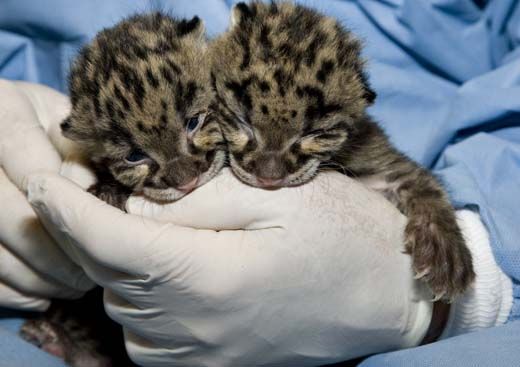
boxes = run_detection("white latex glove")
[0,80,93,311]
[28,168,432,366]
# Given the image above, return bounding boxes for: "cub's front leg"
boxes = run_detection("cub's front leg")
[88,165,133,211]
[338,119,475,301]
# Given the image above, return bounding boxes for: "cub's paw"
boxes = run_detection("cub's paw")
[20,319,68,359]
[87,181,131,211]
[405,217,475,302]
[21,319,112,367]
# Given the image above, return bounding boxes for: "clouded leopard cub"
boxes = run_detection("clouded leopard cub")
[62,12,225,209]
[211,1,474,301]
[21,13,224,367]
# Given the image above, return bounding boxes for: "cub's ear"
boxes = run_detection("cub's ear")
[360,71,376,105]
[60,116,92,141]
[230,2,257,29]
[177,16,205,40]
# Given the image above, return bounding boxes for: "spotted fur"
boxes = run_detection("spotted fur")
[211,1,474,300]
[62,12,225,207]
[21,13,227,367]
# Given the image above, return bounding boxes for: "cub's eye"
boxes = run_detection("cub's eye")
[187,117,199,131]
[186,113,207,134]
[125,149,149,164]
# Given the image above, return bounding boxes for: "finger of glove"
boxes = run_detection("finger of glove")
[124,329,200,367]
[0,80,61,192]
[104,289,204,348]
[0,282,50,312]
[0,169,93,291]
[61,244,145,301]
[14,82,84,164]
[60,155,97,190]
[13,81,70,133]
[28,173,175,276]
[28,173,259,278]
[0,242,83,299]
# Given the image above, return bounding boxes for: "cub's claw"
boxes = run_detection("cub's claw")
[405,218,475,302]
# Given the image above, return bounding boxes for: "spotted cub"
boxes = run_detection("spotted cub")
[21,12,225,367]
[62,12,225,209]
[210,1,474,301]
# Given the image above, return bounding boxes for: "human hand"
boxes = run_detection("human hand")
[0,80,93,311]
[28,167,432,366]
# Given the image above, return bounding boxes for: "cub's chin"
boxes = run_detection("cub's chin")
[142,150,227,203]
[284,159,321,187]
[143,187,190,202]
[229,154,321,189]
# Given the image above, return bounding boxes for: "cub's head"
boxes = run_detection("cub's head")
[211,1,375,188]
[63,13,225,201]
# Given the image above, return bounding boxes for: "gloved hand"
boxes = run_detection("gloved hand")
[0,80,93,311]
[28,168,432,366]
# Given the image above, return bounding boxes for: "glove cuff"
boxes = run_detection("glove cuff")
[440,209,513,339]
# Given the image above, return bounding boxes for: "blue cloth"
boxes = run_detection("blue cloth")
[510,280,520,321]
[1,0,519,366]
[359,320,520,367]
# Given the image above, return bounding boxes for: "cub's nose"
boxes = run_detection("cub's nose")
[256,177,284,189]
[176,177,199,193]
